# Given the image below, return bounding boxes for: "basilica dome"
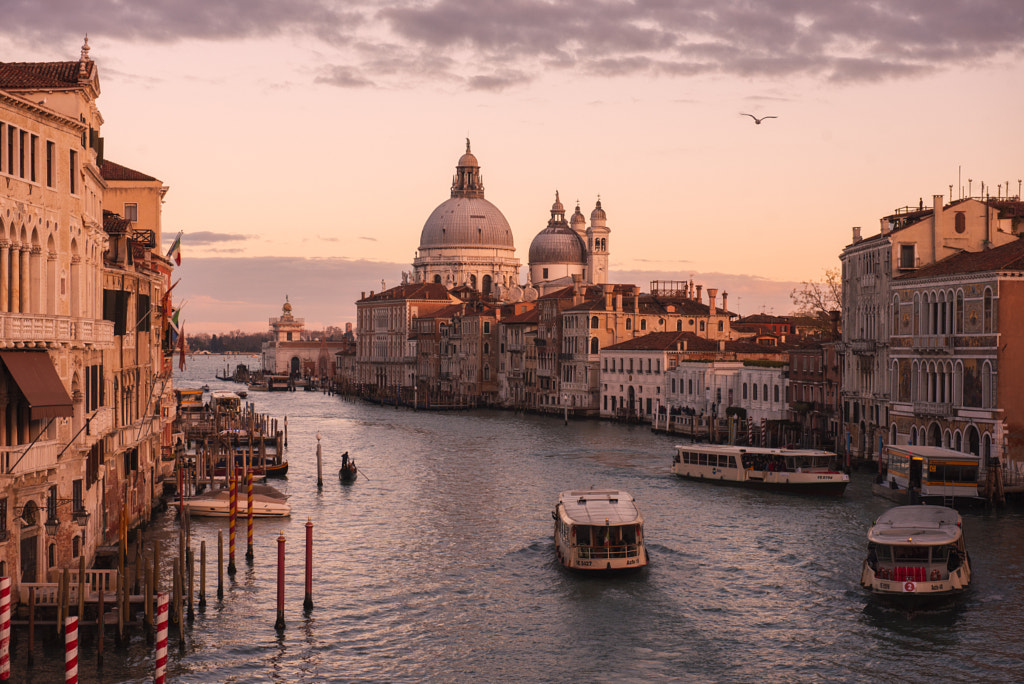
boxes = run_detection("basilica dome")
[418,139,514,251]
[419,197,515,250]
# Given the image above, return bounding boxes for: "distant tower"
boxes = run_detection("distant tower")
[270,296,304,342]
[586,198,610,285]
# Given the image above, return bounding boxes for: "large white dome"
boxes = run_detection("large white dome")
[419,197,515,250]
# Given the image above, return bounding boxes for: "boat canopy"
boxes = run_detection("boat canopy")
[867,505,962,546]
[558,490,641,526]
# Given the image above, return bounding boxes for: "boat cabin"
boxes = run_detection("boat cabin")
[861,505,971,600]
[176,388,205,412]
[209,390,242,414]
[553,489,647,571]
[884,445,980,501]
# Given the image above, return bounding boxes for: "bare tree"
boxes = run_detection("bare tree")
[790,267,842,332]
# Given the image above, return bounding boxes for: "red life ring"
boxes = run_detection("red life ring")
[930,569,940,581]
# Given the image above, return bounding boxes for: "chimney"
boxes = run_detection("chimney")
[696,284,703,302]
[721,292,728,313]
[615,292,622,312]
[933,194,944,259]
[604,284,613,310]
[707,288,718,316]
[361,292,366,299]
[880,219,890,236]
[852,226,862,242]
[633,288,640,314]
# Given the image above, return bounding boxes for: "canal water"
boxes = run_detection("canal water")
[7,354,1024,682]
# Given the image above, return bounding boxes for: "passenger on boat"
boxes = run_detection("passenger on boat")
[342,451,349,468]
[947,548,962,572]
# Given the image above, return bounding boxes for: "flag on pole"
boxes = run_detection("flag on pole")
[166,231,182,266]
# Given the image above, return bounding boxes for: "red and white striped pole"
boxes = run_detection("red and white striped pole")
[155,592,169,684]
[0,576,10,681]
[228,472,237,576]
[64,616,78,684]
[246,467,254,563]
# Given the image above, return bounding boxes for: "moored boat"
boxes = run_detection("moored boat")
[873,445,983,507]
[174,485,291,518]
[672,444,849,496]
[859,505,971,606]
[552,489,648,572]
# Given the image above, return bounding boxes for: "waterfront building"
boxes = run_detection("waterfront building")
[261,297,350,378]
[496,303,538,410]
[560,280,735,416]
[651,337,790,426]
[787,339,836,448]
[0,43,173,592]
[839,194,1021,461]
[355,282,457,399]
[888,237,1024,473]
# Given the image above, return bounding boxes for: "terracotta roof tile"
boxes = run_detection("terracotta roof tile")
[100,159,158,182]
[0,61,92,89]
[897,237,1024,280]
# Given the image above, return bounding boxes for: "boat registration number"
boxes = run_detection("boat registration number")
[577,561,592,567]
[626,559,638,565]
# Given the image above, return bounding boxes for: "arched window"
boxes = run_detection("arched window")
[717,321,724,332]
[892,294,901,333]
[763,384,769,402]
[773,385,779,402]
[469,274,477,290]
[956,291,964,333]
[640,319,647,331]
[676,320,682,331]
[743,383,748,399]
[753,384,758,400]
[481,274,492,295]
[591,316,599,329]
[699,321,706,332]
[625,319,632,330]
[590,338,599,354]
[483,343,489,355]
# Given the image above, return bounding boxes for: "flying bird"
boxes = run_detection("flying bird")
[741,113,777,125]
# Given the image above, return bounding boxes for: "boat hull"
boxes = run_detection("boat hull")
[338,465,357,483]
[173,499,290,518]
[672,469,849,496]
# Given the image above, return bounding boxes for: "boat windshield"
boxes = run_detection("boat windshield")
[575,524,638,547]
[876,543,954,564]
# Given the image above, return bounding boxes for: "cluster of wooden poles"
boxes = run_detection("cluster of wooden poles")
[0,484,316,682]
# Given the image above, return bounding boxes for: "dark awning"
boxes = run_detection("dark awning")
[0,350,74,419]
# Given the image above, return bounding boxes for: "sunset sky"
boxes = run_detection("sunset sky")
[4,1,1023,332]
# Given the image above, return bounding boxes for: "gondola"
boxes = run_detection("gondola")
[339,452,357,483]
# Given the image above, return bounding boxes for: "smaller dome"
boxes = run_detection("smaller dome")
[571,203,586,227]
[458,138,478,168]
[282,297,293,314]
[551,190,564,214]
[529,223,586,265]
[591,198,607,221]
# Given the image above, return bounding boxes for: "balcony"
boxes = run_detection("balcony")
[912,335,952,353]
[850,340,876,355]
[912,401,954,418]
[2,440,60,477]
[0,313,115,349]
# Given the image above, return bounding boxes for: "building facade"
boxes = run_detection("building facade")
[839,194,1020,460]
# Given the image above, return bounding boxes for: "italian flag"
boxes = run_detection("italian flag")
[166,231,182,265]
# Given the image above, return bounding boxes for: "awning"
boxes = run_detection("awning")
[0,350,74,419]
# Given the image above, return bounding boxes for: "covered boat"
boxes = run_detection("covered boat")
[174,484,290,518]
[859,505,971,606]
[552,489,648,572]
[672,444,848,496]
